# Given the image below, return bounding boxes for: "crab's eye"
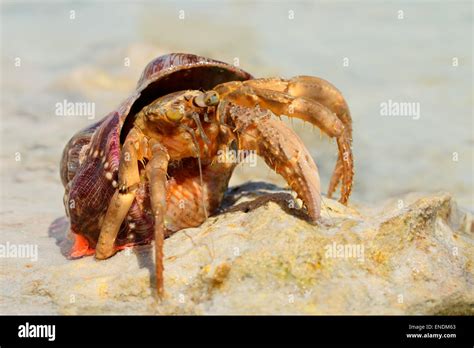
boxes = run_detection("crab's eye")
[204,91,219,106]
[193,91,220,107]
[165,108,184,122]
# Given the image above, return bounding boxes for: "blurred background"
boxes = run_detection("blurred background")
[1,0,472,231]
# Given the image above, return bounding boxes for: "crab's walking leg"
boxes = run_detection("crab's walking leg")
[145,141,169,297]
[217,83,352,198]
[217,82,353,204]
[95,129,141,260]
[233,77,353,203]
[232,106,321,221]
[283,76,352,203]
[243,76,352,132]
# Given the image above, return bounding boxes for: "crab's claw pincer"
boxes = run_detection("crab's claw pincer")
[233,107,321,222]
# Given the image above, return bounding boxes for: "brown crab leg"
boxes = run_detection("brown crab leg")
[145,140,169,297]
[216,82,353,204]
[241,77,353,203]
[243,76,351,131]
[231,106,321,222]
[216,82,352,204]
[217,85,344,138]
[284,76,352,203]
[95,129,141,260]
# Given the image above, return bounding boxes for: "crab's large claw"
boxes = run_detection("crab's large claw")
[215,78,353,205]
[231,106,321,222]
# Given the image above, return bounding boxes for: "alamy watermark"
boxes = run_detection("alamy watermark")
[380,99,420,120]
[216,148,257,167]
[324,242,364,262]
[0,241,38,261]
[55,99,95,120]
[18,322,55,341]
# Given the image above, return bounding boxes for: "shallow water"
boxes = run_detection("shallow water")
[0,0,472,223]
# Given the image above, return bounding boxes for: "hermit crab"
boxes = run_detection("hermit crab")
[60,53,353,296]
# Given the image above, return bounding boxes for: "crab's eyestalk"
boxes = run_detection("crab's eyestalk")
[193,91,220,107]
[205,91,220,106]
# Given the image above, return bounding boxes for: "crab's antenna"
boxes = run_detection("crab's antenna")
[180,124,208,219]
[191,112,210,145]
